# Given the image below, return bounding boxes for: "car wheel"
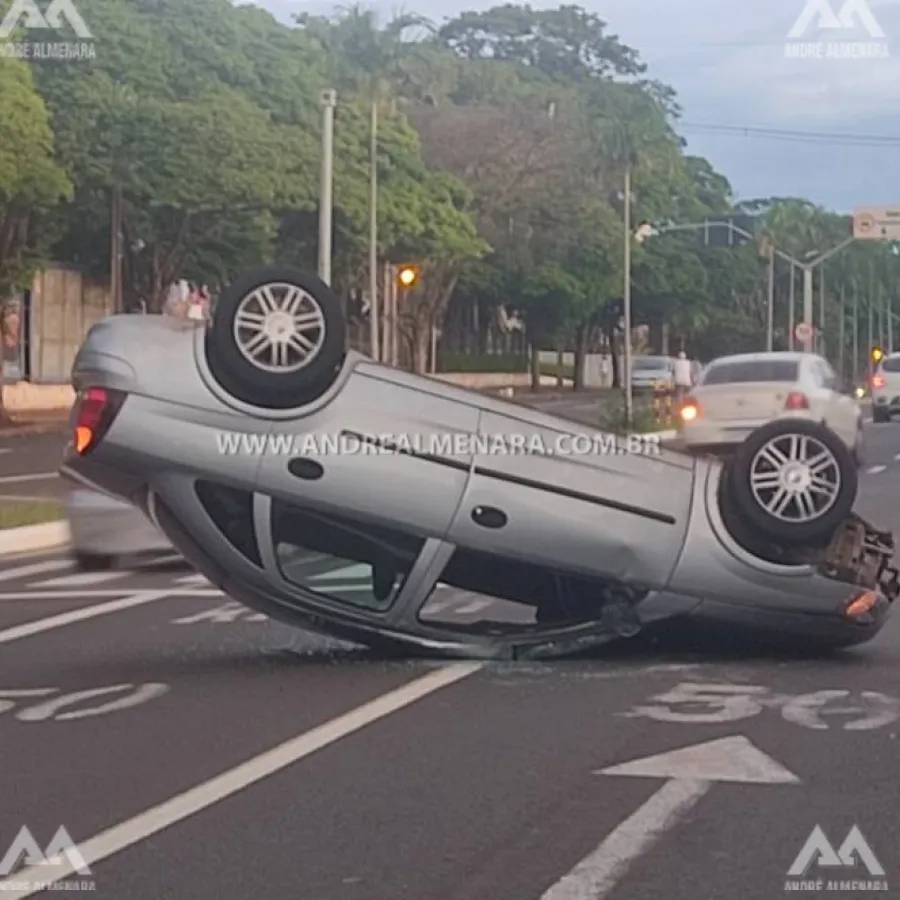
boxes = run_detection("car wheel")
[725,418,857,547]
[74,552,115,571]
[206,267,347,409]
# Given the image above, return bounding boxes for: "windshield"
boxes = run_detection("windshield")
[632,358,670,371]
[701,360,799,385]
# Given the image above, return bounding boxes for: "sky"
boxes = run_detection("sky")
[256,0,900,213]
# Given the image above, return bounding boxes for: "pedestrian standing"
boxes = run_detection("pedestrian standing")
[674,350,693,403]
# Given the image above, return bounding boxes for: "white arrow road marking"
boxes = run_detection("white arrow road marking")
[866,465,886,475]
[541,737,799,900]
[0,662,482,900]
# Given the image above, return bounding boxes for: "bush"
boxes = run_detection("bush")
[439,352,528,373]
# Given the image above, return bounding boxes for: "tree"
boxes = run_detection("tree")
[0,59,72,296]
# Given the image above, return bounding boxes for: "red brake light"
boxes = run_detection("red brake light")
[872,373,885,389]
[72,387,126,455]
[785,391,809,410]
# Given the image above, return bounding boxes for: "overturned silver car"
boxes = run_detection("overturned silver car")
[60,267,898,659]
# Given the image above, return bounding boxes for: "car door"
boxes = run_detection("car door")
[444,407,694,590]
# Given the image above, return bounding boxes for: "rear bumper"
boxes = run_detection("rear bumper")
[872,393,900,411]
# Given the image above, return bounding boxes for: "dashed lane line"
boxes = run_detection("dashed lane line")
[0,662,484,900]
[0,591,176,645]
[866,465,887,475]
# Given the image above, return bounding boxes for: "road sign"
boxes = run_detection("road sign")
[853,207,900,241]
[541,737,799,899]
[794,321,814,344]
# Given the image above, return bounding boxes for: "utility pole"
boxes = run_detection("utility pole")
[622,163,633,425]
[766,247,774,351]
[853,281,859,383]
[368,98,380,361]
[818,264,825,357]
[317,89,337,285]
[838,285,845,379]
[788,261,795,350]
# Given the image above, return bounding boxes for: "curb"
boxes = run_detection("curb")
[0,520,70,556]
[0,421,67,438]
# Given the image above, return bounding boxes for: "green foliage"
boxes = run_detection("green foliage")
[4,0,893,381]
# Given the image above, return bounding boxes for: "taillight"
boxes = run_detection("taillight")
[71,387,126,455]
[872,373,885,389]
[784,391,809,410]
[680,398,700,421]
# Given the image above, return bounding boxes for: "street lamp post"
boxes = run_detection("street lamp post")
[623,163,633,425]
[317,89,337,285]
[368,99,380,362]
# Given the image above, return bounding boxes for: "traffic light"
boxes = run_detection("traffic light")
[872,346,884,363]
[396,264,419,289]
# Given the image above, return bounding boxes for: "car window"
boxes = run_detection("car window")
[195,480,262,566]
[882,356,900,373]
[270,500,424,611]
[700,360,799,385]
[419,546,626,630]
[632,358,668,371]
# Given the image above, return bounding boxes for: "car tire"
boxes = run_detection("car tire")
[873,407,889,423]
[724,418,857,547]
[206,267,347,410]
[74,552,115,571]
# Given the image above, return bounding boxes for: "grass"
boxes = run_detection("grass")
[0,500,64,529]
[596,392,676,435]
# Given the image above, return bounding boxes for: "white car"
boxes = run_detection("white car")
[871,352,900,422]
[631,355,675,392]
[677,351,863,462]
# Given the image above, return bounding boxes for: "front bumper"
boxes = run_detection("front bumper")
[687,590,891,647]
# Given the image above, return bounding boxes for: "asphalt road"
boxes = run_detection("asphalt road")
[0,432,67,502]
[1,421,900,897]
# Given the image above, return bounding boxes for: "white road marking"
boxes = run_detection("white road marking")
[543,737,799,900]
[0,449,12,455]
[866,465,886,475]
[0,559,73,584]
[0,662,483,900]
[14,683,169,722]
[0,472,59,484]
[173,573,211,586]
[30,570,128,588]
[172,602,248,624]
[0,588,223,602]
[0,591,175,645]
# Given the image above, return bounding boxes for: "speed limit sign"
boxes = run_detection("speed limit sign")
[794,321,814,343]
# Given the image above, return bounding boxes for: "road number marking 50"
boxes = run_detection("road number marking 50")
[0,683,169,722]
[620,682,900,731]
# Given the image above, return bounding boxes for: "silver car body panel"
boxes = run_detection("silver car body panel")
[60,315,891,657]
